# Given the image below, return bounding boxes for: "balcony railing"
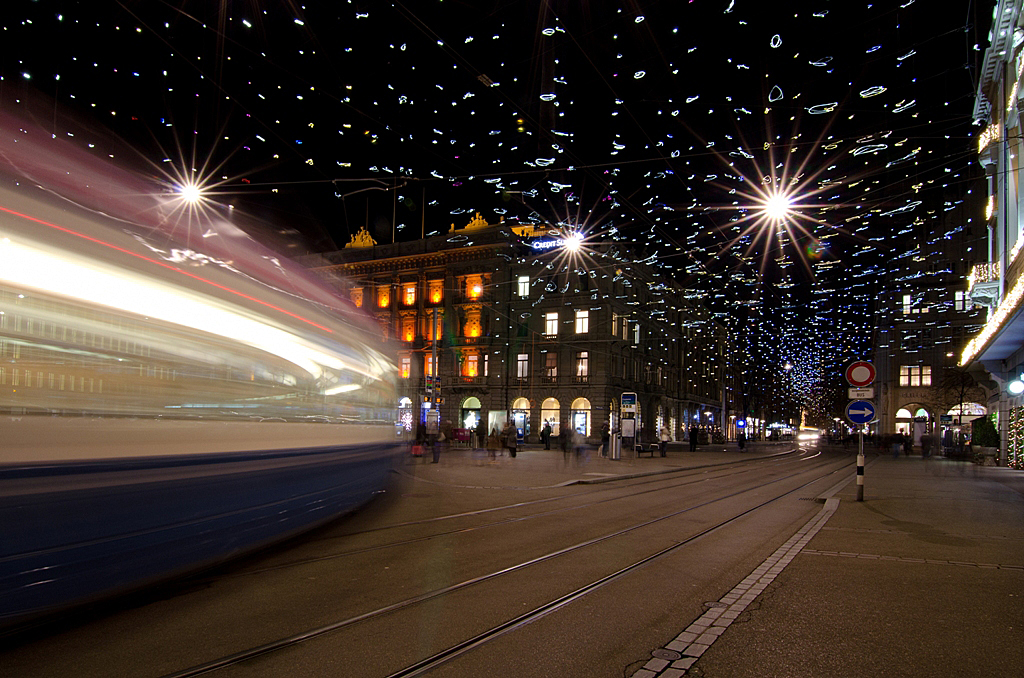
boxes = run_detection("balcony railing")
[967,262,1000,293]
[968,262,1001,311]
[572,375,590,384]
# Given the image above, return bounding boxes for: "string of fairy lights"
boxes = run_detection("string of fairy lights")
[0,1,989,425]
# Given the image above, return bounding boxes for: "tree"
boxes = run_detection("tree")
[934,366,985,425]
[971,414,1000,448]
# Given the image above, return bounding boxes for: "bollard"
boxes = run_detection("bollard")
[856,431,865,501]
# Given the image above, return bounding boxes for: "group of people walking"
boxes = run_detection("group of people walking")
[410,420,748,463]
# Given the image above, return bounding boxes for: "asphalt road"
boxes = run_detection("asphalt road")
[2,443,852,677]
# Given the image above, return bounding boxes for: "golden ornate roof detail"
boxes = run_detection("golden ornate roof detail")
[345,226,377,248]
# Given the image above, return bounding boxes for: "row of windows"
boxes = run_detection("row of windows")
[399,354,491,379]
[899,365,932,387]
[350,277,481,309]
[397,350,686,389]
[379,307,651,344]
[544,310,590,335]
[0,368,102,393]
[0,316,152,358]
[901,291,972,314]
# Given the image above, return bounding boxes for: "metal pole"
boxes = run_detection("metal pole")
[432,306,438,412]
[856,428,865,502]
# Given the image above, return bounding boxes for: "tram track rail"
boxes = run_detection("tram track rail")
[162,451,853,677]
[207,448,819,580]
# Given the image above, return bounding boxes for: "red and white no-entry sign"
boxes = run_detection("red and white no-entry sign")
[845,361,876,387]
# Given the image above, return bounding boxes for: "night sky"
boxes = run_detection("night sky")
[1,1,992,421]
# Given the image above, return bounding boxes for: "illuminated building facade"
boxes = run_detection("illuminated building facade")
[960,0,1024,467]
[304,215,734,444]
[870,192,986,445]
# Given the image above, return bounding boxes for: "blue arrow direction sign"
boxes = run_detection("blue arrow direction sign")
[846,400,876,425]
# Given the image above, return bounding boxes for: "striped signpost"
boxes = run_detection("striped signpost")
[845,362,876,502]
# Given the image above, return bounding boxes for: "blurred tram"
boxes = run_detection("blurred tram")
[0,121,399,627]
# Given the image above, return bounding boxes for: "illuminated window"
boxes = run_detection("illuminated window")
[466,275,484,300]
[899,365,931,387]
[575,309,589,333]
[464,309,482,337]
[545,312,558,335]
[400,356,411,379]
[517,353,529,378]
[425,311,443,340]
[622,319,630,341]
[575,351,589,377]
[403,284,416,306]
[377,286,390,308]
[350,288,364,308]
[425,355,435,377]
[465,354,479,377]
[518,275,530,297]
[484,353,489,376]
[633,322,640,344]
[428,280,443,304]
[612,312,619,336]
[902,293,928,314]
[402,316,416,342]
[545,352,558,378]
[954,290,969,311]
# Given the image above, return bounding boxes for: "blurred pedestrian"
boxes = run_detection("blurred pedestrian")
[502,421,518,458]
[560,420,572,465]
[737,430,746,451]
[475,417,487,450]
[431,427,443,463]
[572,426,587,462]
[541,421,552,450]
[487,427,500,461]
[689,425,698,452]
[920,433,933,459]
[600,422,610,456]
[659,425,670,457]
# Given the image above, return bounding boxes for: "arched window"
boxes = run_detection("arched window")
[541,397,560,437]
[570,397,592,438]
[461,396,482,431]
[895,408,913,419]
[511,397,531,439]
[946,402,987,422]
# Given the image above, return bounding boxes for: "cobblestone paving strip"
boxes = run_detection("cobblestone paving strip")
[626,497,835,675]
[629,498,839,677]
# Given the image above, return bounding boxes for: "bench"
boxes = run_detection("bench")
[636,443,661,457]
